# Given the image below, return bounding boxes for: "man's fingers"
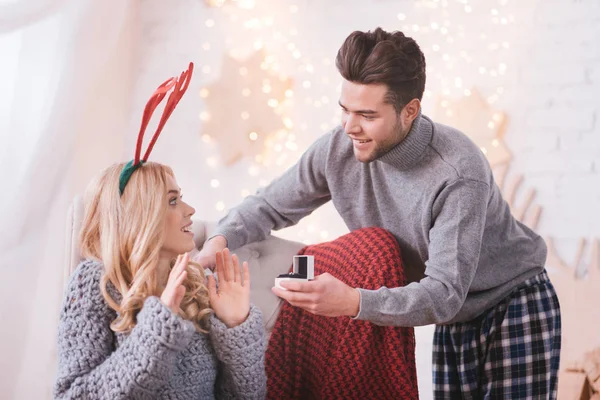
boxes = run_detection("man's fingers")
[272,287,314,303]
[279,279,317,292]
[201,258,217,271]
[194,253,217,270]
[271,288,318,313]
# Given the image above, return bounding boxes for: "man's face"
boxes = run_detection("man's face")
[339,80,409,163]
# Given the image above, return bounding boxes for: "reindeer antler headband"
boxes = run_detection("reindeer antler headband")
[119,62,194,195]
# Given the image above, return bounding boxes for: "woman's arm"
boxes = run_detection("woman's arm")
[210,305,266,399]
[54,261,195,400]
[207,250,267,399]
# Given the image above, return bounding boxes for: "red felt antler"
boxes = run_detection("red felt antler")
[133,62,194,165]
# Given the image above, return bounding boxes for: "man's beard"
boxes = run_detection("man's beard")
[367,118,406,162]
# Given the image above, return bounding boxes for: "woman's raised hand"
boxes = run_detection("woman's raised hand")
[160,253,189,314]
[207,248,250,328]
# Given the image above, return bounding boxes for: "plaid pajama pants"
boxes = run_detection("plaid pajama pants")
[433,270,561,399]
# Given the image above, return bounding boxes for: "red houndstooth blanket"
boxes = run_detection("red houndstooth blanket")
[266,227,418,399]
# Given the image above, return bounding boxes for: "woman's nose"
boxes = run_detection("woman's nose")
[185,202,195,217]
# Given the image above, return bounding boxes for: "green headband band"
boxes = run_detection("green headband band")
[119,160,146,196]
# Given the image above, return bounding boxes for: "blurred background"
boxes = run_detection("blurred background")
[1,0,599,398]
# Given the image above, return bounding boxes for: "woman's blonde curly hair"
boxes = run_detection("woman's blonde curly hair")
[79,162,211,333]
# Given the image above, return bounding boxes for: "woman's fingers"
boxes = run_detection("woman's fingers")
[161,254,190,314]
[170,254,187,282]
[242,261,250,287]
[177,253,189,275]
[168,255,182,283]
[221,248,233,282]
[213,249,249,287]
[215,251,225,286]
[232,254,242,283]
[174,285,186,309]
[167,254,188,292]
[174,269,187,288]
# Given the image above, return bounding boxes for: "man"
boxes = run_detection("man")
[197,28,561,399]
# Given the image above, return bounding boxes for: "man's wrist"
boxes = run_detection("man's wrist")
[347,287,361,318]
[209,234,228,247]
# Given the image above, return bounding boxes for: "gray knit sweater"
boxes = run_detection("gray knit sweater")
[54,260,266,399]
[212,113,548,326]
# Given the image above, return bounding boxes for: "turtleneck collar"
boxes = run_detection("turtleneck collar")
[377,111,433,170]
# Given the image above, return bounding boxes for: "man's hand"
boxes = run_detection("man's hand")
[193,235,227,270]
[272,273,360,317]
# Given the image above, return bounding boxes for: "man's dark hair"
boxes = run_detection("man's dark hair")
[336,27,426,113]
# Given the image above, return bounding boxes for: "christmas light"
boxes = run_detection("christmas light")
[196,0,516,242]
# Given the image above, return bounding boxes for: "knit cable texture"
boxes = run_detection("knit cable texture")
[54,259,267,399]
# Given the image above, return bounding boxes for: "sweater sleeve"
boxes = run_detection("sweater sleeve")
[54,261,196,400]
[210,305,267,399]
[355,179,490,326]
[211,134,332,251]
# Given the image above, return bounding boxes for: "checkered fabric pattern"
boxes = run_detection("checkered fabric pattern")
[266,227,419,400]
[433,270,561,399]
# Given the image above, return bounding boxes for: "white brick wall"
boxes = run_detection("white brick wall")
[134,0,600,397]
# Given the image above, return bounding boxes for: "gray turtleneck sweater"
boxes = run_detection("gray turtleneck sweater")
[212,113,547,326]
[54,260,266,399]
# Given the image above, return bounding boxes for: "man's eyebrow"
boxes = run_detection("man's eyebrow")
[338,101,378,115]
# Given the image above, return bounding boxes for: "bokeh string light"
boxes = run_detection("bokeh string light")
[198,0,514,244]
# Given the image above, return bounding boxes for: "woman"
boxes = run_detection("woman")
[54,161,266,399]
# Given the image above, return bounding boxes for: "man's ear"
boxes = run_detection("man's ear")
[402,98,421,125]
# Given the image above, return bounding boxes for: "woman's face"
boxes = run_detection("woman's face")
[160,175,196,259]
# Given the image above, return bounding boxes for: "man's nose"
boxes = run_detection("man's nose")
[344,113,360,134]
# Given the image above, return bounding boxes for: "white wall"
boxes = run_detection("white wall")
[129,0,599,398]
[133,0,600,239]
[0,1,138,398]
